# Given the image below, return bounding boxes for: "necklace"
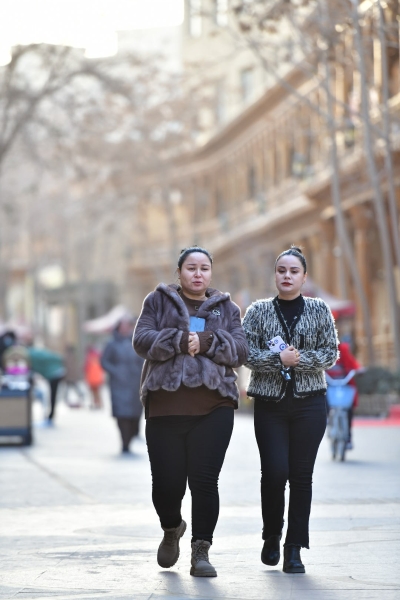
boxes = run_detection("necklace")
[274,295,304,340]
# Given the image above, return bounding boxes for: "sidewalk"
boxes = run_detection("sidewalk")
[0,396,399,600]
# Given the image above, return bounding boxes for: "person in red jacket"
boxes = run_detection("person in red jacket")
[327,341,360,449]
[84,346,105,409]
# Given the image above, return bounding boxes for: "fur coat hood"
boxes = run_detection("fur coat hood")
[133,283,249,407]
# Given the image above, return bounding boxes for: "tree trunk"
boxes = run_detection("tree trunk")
[377,0,400,270]
[0,165,6,321]
[161,180,179,272]
[351,0,400,369]
[325,55,375,364]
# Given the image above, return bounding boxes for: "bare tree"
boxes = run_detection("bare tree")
[216,0,400,365]
[0,42,209,352]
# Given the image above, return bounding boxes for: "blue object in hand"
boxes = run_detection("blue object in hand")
[189,316,206,332]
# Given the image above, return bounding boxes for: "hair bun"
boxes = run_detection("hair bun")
[275,245,307,272]
[290,245,303,254]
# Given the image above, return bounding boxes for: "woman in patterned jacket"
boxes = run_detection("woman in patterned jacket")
[242,246,338,574]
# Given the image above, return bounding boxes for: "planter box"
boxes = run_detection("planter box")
[0,388,32,445]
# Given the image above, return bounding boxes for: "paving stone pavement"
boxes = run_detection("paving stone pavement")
[0,393,399,600]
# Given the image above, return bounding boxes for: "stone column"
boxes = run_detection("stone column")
[307,233,323,286]
[318,219,336,294]
[349,204,372,365]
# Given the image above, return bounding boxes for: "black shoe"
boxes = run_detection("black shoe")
[261,534,281,566]
[283,545,305,573]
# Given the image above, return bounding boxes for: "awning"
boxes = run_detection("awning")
[0,321,33,340]
[83,305,132,334]
[303,279,355,319]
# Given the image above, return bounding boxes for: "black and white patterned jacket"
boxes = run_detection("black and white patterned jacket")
[242,296,339,401]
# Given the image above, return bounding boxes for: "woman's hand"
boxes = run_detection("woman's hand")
[188,332,200,357]
[280,346,300,368]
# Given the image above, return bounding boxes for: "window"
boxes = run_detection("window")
[388,45,399,98]
[240,67,254,104]
[214,0,228,27]
[216,187,228,230]
[187,0,202,37]
[215,80,226,125]
[247,164,257,198]
[291,152,306,178]
[194,179,209,221]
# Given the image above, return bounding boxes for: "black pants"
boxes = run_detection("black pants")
[254,394,327,549]
[146,407,234,544]
[48,378,63,420]
[117,417,140,451]
[348,406,353,442]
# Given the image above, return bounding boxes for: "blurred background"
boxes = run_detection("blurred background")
[0,0,399,395]
[1,7,400,597]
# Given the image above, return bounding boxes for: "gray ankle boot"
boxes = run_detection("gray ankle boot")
[157,520,186,568]
[190,540,217,577]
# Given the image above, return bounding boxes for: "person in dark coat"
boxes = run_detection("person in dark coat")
[101,318,144,453]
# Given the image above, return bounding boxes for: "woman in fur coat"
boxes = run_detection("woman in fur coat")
[133,246,248,578]
[242,246,339,575]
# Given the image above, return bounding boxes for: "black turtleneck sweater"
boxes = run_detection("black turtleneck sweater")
[276,294,305,398]
[276,294,304,330]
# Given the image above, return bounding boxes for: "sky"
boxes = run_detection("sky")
[0,0,184,65]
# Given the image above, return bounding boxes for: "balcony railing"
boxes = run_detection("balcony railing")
[130,91,400,271]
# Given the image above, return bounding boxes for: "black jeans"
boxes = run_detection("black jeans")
[146,407,234,544]
[48,378,63,420]
[254,394,327,549]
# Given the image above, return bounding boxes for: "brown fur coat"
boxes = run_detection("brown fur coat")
[133,283,249,407]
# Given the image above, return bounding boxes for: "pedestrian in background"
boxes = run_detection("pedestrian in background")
[101,318,144,453]
[64,345,84,406]
[327,341,361,450]
[133,246,248,578]
[84,346,104,409]
[243,246,339,574]
[27,344,66,423]
[0,330,17,360]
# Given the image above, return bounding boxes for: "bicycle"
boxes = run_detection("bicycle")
[325,369,358,462]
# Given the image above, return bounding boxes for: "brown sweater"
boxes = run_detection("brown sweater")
[147,292,235,417]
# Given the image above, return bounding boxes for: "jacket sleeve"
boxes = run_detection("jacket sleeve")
[242,304,282,373]
[296,302,339,372]
[133,292,183,362]
[204,303,249,368]
[100,343,119,377]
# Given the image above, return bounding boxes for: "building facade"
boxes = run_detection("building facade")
[182,0,272,142]
[129,1,400,368]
